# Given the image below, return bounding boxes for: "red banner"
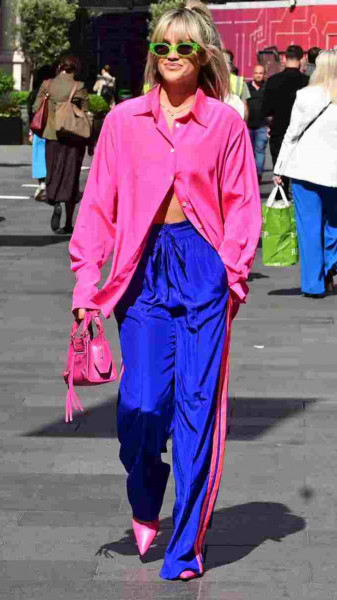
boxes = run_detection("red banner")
[210,3,337,78]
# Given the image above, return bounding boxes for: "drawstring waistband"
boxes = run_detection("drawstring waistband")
[150,219,196,240]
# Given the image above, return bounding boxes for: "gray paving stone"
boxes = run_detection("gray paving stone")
[0,580,205,600]
[0,560,98,585]
[18,510,134,528]
[0,526,111,561]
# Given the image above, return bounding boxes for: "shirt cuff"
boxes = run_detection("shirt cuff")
[72,297,101,314]
[229,281,249,303]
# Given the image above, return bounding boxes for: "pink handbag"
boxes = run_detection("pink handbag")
[63,311,117,423]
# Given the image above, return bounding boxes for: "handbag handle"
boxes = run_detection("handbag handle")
[266,185,290,208]
[70,310,102,339]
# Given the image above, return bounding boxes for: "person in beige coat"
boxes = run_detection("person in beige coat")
[33,55,89,234]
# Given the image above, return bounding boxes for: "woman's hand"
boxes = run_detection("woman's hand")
[75,308,87,322]
[273,175,283,186]
[74,308,101,322]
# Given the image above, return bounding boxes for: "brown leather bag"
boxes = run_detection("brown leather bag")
[55,83,91,142]
[30,79,51,137]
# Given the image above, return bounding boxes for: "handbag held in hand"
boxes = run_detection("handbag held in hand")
[262,185,299,267]
[63,311,117,423]
[30,79,51,137]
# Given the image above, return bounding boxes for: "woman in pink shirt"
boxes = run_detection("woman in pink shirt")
[70,0,261,581]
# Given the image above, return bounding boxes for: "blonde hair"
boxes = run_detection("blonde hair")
[143,0,229,101]
[310,49,337,103]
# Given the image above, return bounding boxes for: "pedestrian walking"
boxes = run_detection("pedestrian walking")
[93,64,116,106]
[27,65,56,201]
[223,49,250,120]
[263,45,309,196]
[247,64,267,183]
[33,55,89,234]
[69,0,261,581]
[273,50,337,298]
[304,46,321,77]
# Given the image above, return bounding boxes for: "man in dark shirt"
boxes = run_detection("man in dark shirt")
[248,64,267,183]
[263,45,309,194]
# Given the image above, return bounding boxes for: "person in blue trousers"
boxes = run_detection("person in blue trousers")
[72,1,261,581]
[274,50,337,297]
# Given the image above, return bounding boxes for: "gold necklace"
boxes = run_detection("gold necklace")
[160,102,193,118]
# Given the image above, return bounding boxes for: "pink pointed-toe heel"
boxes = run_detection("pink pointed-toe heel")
[132,517,159,556]
[179,570,199,581]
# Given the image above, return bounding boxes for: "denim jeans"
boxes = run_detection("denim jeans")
[249,126,268,175]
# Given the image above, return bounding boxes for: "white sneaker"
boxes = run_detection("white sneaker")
[34,185,42,200]
[34,182,46,203]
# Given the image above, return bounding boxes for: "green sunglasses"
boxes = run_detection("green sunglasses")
[149,42,200,58]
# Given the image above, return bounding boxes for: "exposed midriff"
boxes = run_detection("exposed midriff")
[153,108,188,224]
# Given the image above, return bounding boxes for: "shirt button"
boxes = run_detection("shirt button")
[170,148,175,153]
[182,202,187,207]
[197,223,203,229]
[175,123,180,128]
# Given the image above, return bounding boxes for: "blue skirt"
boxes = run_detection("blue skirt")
[32,135,46,180]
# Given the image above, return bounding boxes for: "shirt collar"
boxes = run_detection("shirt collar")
[133,85,209,128]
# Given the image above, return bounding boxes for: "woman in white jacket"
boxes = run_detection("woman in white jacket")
[274,50,337,297]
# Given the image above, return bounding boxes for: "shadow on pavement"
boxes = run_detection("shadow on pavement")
[0,235,70,247]
[95,502,306,571]
[268,287,302,296]
[25,396,317,441]
[227,396,317,440]
[247,271,269,282]
[0,163,31,167]
[26,396,119,438]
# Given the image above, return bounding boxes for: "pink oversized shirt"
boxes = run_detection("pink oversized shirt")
[69,85,261,318]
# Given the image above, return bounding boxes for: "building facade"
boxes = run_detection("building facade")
[210,0,337,79]
[0,0,27,89]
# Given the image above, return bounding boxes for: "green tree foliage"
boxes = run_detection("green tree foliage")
[16,0,78,72]
[148,0,185,39]
[88,94,110,115]
[0,70,15,96]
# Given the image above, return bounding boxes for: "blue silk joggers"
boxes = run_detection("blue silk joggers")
[114,220,230,580]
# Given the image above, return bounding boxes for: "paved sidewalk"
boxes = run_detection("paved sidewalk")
[1,149,337,599]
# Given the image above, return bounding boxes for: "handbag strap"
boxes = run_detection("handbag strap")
[68,82,79,104]
[299,101,331,140]
[70,310,102,339]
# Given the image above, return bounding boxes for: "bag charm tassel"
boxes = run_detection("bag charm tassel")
[65,354,84,423]
[63,312,117,423]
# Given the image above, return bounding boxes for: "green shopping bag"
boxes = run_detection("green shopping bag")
[262,185,299,267]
